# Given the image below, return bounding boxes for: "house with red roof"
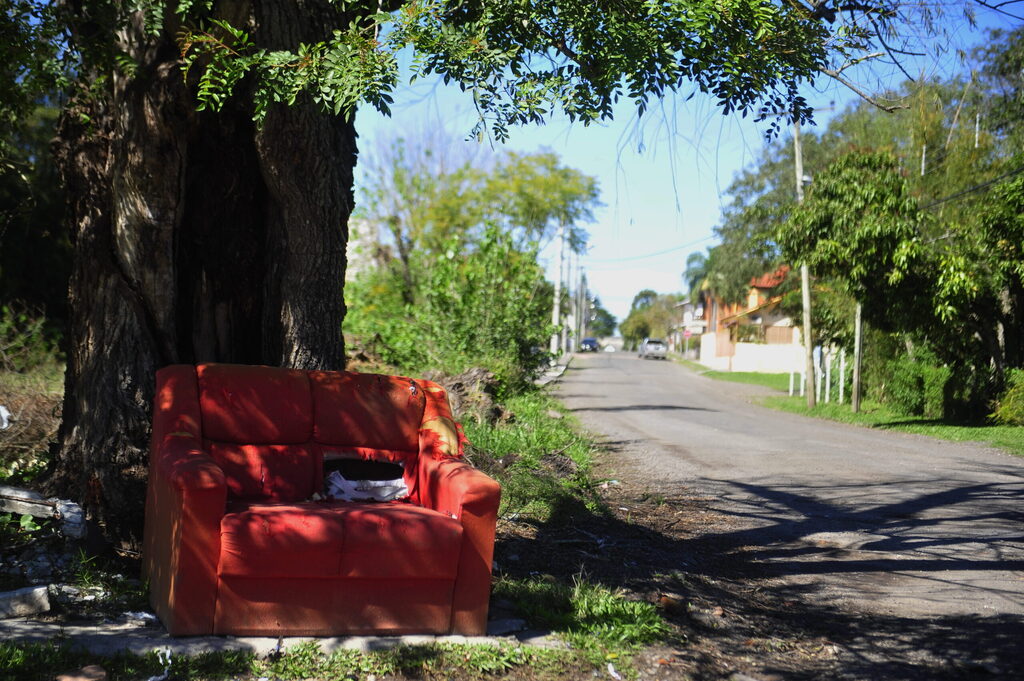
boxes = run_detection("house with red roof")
[692,265,804,372]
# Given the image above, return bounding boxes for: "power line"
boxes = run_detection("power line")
[586,235,715,263]
[921,163,1024,210]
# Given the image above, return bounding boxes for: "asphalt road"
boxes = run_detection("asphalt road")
[555,352,1024,620]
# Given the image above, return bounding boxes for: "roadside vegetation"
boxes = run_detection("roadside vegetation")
[682,26,1024,432]
[0,640,591,681]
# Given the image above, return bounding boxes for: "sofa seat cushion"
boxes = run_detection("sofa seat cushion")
[219,501,463,580]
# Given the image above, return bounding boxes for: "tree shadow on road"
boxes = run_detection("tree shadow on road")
[495,464,1024,680]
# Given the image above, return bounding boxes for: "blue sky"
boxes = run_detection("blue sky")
[354,8,1017,324]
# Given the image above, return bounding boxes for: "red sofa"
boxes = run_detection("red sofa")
[142,363,500,636]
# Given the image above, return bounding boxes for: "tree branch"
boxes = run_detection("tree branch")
[817,66,908,113]
[972,0,1024,20]
[834,51,885,75]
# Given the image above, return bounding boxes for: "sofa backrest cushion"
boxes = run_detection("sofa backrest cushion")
[310,371,425,460]
[198,364,313,444]
[207,443,321,503]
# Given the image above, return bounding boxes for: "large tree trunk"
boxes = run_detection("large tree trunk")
[46,2,356,548]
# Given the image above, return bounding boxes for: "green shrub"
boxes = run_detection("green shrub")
[992,369,1024,426]
[345,226,553,396]
[463,392,598,520]
[0,304,59,372]
[884,352,950,419]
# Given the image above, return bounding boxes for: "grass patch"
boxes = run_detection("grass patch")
[463,390,602,521]
[675,360,792,393]
[494,575,668,658]
[0,642,253,681]
[763,395,1024,456]
[260,640,578,680]
[701,370,791,392]
[0,640,585,681]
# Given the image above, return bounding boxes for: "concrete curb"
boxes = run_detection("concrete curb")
[0,619,565,657]
[535,354,572,387]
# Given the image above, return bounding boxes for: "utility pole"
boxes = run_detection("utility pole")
[562,250,574,352]
[549,222,566,357]
[852,302,863,413]
[576,269,586,341]
[794,120,816,408]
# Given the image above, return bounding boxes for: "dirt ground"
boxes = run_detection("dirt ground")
[493,448,1024,681]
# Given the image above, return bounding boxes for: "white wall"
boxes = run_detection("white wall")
[698,332,804,373]
[699,332,731,371]
[732,342,804,373]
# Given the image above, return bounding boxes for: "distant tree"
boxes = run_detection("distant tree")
[621,292,683,348]
[683,251,709,299]
[358,132,598,304]
[630,289,659,312]
[587,297,617,338]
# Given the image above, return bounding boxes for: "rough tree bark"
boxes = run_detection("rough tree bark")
[47,1,356,548]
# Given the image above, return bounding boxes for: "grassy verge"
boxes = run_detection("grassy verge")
[675,360,792,393]
[763,395,1024,456]
[0,640,586,681]
[700,370,790,392]
[674,362,1024,457]
[463,391,603,521]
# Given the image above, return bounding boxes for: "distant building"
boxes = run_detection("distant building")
[692,265,803,372]
[345,218,380,282]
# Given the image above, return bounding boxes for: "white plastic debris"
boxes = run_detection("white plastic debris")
[0,405,10,430]
[145,648,172,681]
[325,470,408,502]
[55,499,86,539]
[607,662,622,680]
[123,610,159,623]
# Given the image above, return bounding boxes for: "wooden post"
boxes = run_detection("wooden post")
[853,302,863,413]
[825,348,832,403]
[839,350,846,404]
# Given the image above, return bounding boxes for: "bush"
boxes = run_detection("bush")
[992,369,1024,426]
[884,352,950,419]
[0,304,59,372]
[345,226,553,396]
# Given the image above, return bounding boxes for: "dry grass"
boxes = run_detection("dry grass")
[0,362,63,479]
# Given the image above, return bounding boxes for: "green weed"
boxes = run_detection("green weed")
[700,370,791,392]
[257,640,579,680]
[494,575,669,655]
[464,391,602,520]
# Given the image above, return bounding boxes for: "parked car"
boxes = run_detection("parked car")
[580,337,600,352]
[638,338,667,360]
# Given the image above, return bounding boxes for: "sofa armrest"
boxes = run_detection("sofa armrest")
[417,455,500,634]
[143,434,227,635]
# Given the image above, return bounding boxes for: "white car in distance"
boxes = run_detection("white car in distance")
[638,338,667,360]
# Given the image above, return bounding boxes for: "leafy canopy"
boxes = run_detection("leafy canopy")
[173,0,839,139]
